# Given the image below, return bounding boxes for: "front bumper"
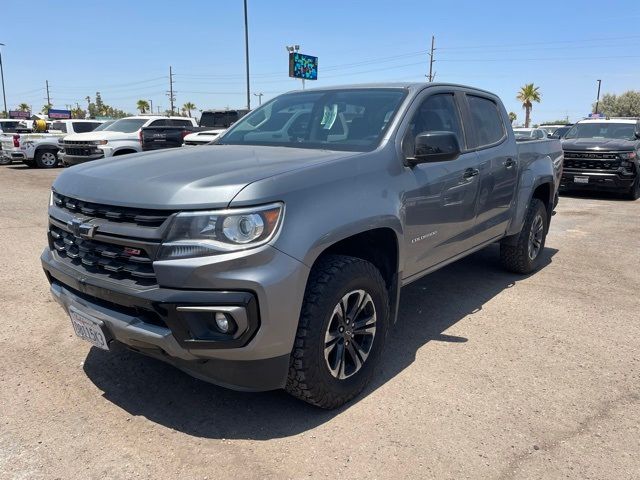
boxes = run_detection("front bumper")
[61,152,105,166]
[561,170,635,191]
[41,244,309,391]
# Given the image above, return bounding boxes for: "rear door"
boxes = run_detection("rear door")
[464,94,518,241]
[400,89,482,278]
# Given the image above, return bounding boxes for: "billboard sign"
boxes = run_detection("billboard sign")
[48,109,72,119]
[9,110,30,119]
[289,52,318,80]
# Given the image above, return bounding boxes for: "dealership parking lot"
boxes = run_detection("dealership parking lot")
[0,165,638,479]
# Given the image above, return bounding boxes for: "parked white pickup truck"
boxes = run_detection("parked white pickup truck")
[1,119,103,168]
[59,116,196,166]
[183,128,226,146]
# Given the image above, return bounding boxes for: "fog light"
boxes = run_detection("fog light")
[215,312,230,333]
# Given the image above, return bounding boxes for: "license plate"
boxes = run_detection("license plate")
[69,307,109,350]
[574,176,589,184]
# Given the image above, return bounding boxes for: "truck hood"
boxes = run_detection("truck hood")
[562,138,637,151]
[53,144,361,209]
[63,130,137,142]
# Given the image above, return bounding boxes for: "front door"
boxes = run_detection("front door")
[401,92,482,279]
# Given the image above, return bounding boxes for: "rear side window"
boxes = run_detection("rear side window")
[171,119,195,127]
[149,119,170,127]
[51,121,67,133]
[72,122,100,133]
[467,95,505,148]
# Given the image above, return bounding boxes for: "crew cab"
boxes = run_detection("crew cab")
[58,116,189,166]
[42,83,562,409]
[2,119,103,168]
[560,117,640,199]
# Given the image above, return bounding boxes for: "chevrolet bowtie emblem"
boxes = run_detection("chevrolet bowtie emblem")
[67,218,97,239]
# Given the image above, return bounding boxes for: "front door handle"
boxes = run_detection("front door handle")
[463,168,480,180]
[503,158,517,169]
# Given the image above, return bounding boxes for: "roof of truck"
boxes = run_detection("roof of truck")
[577,118,639,124]
[292,82,497,96]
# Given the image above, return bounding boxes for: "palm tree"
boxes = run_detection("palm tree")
[183,102,196,117]
[136,100,150,114]
[516,84,541,128]
[508,112,517,125]
[41,103,53,114]
[18,103,30,112]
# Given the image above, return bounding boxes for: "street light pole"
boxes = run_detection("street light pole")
[243,0,251,110]
[253,92,263,106]
[0,43,8,118]
[595,79,602,115]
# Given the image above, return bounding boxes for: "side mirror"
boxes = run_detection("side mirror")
[408,131,461,166]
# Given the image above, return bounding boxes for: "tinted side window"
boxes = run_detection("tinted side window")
[403,93,464,157]
[72,122,100,133]
[467,95,505,148]
[171,119,195,127]
[149,119,170,127]
[51,122,67,133]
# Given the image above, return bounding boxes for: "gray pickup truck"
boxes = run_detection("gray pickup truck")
[41,83,563,408]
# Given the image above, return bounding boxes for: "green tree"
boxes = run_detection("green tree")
[136,100,150,114]
[41,103,53,114]
[71,107,86,119]
[18,103,30,112]
[594,91,640,117]
[182,102,196,117]
[516,83,541,128]
[508,112,517,125]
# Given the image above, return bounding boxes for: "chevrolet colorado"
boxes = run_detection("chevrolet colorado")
[42,83,562,408]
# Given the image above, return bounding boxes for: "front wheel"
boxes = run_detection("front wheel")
[35,149,59,169]
[286,255,389,409]
[625,176,640,200]
[500,198,548,274]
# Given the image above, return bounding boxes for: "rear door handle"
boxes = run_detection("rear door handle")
[463,168,480,180]
[503,158,517,169]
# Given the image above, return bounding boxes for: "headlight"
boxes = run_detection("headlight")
[157,202,284,260]
[619,151,636,160]
[91,140,108,145]
[49,190,54,207]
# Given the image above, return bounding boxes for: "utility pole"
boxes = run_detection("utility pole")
[0,43,7,118]
[427,35,436,82]
[595,79,602,114]
[243,0,251,110]
[167,66,175,115]
[253,92,263,106]
[45,80,51,107]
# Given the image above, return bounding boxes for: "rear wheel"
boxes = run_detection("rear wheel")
[500,198,548,274]
[286,255,389,409]
[625,176,640,200]
[34,149,59,168]
[0,155,11,165]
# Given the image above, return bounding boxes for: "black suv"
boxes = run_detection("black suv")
[560,118,640,199]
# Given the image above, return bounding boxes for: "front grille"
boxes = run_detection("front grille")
[563,151,621,171]
[49,225,157,286]
[52,192,172,227]
[64,146,100,157]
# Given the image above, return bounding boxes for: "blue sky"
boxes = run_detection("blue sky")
[2,0,639,124]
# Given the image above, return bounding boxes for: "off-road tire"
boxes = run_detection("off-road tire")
[22,160,36,168]
[34,149,59,169]
[500,198,548,274]
[625,176,640,200]
[286,255,389,409]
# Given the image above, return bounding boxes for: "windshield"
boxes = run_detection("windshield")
[564,122,637,141]
[218,89,407,152]
[100,118,147,133]
[200,111,243,128]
